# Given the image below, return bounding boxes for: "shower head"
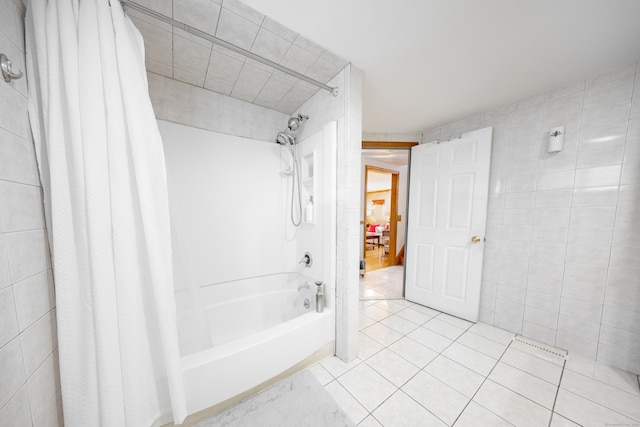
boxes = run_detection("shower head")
[287,114,309,131]
[276,131,296,145]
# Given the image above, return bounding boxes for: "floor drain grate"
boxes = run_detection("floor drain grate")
[512,336,567,359]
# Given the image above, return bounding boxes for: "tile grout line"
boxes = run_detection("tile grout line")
[450,337,514,426]
[547,358,568,426]
[339,303,430,424]
[351,300,610,426]
[351,302,458,424]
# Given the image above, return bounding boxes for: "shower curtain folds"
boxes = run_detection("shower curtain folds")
[25,0,186,425]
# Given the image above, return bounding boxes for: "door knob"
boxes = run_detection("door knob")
[471,236,482,244]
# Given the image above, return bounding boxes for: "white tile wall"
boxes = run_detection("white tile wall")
[423,61,640,374]
[147,71,289,141]
[294,65,364,362]
[0,0,61,425]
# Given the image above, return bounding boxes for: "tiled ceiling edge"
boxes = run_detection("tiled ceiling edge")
[127,0,349,115]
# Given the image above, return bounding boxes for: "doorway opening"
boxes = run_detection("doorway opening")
[360,145,414,300]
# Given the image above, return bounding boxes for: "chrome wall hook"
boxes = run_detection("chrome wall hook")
[1,53,24,83]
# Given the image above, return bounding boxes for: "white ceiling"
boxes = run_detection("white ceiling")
[366,171,392,192]
[362,149,409,168]
[241,0,640,134]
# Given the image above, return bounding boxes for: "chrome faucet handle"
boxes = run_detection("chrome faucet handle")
[299,251,313,267]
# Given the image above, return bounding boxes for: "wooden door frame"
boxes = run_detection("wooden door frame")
[362,141,418,268]
[364,165,399,266]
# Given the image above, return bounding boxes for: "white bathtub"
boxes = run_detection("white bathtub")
[176,273,335,416]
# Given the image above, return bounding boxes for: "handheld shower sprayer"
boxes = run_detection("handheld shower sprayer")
[276,132,296,146]
[275,114,310,146]
[276,113,310,227]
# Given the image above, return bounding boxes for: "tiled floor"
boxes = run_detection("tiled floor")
[360,266,404,300]
[307,299,640,427]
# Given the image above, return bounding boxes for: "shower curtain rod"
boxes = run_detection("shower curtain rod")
[120,0,340,97]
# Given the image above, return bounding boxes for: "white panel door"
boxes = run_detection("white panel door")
[405,127,492,322]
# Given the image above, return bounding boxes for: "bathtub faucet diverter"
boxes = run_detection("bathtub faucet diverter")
[299,251,313,267]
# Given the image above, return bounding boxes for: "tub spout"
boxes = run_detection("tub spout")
[297,282,311,291]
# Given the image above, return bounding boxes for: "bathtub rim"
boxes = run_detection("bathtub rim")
[181,308,333,371]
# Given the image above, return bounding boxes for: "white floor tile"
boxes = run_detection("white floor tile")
[456,330,509,359]
[361,323,404,347]
[372,390,447,427]
[435,312,473,330]
[358,332,384,361]
[325,380,369,424]
[423,317,467,340]
[321,356,362,378]
[560,369,640,420]
[388,337,438,368]
[359,312,378,330]
[554,388,637,427]
[402,371,470,425]
[379,314,421,335]
[340,298,640,427]
[357,415,383,427]
[306,363,333,386]
[408,304,441,317]
[442,342,498,376]
[500,346,563,385]
[454,401,513,427]
[365,348,420,387]
[391,299,415,308]
[564,354,640,395]
[359,300,375,309]
[489,362,558,409]
[474,380,551,427]
[338,363,397,412]
[423,355,485,398]
[407,326,453,353]
[468,322,515,345]
[549,413,581,427]
[373,300,406,314]
[361,305,393,322]
[395,307,432,325]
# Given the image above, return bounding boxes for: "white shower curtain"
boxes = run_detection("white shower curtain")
[25,0,187,425]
